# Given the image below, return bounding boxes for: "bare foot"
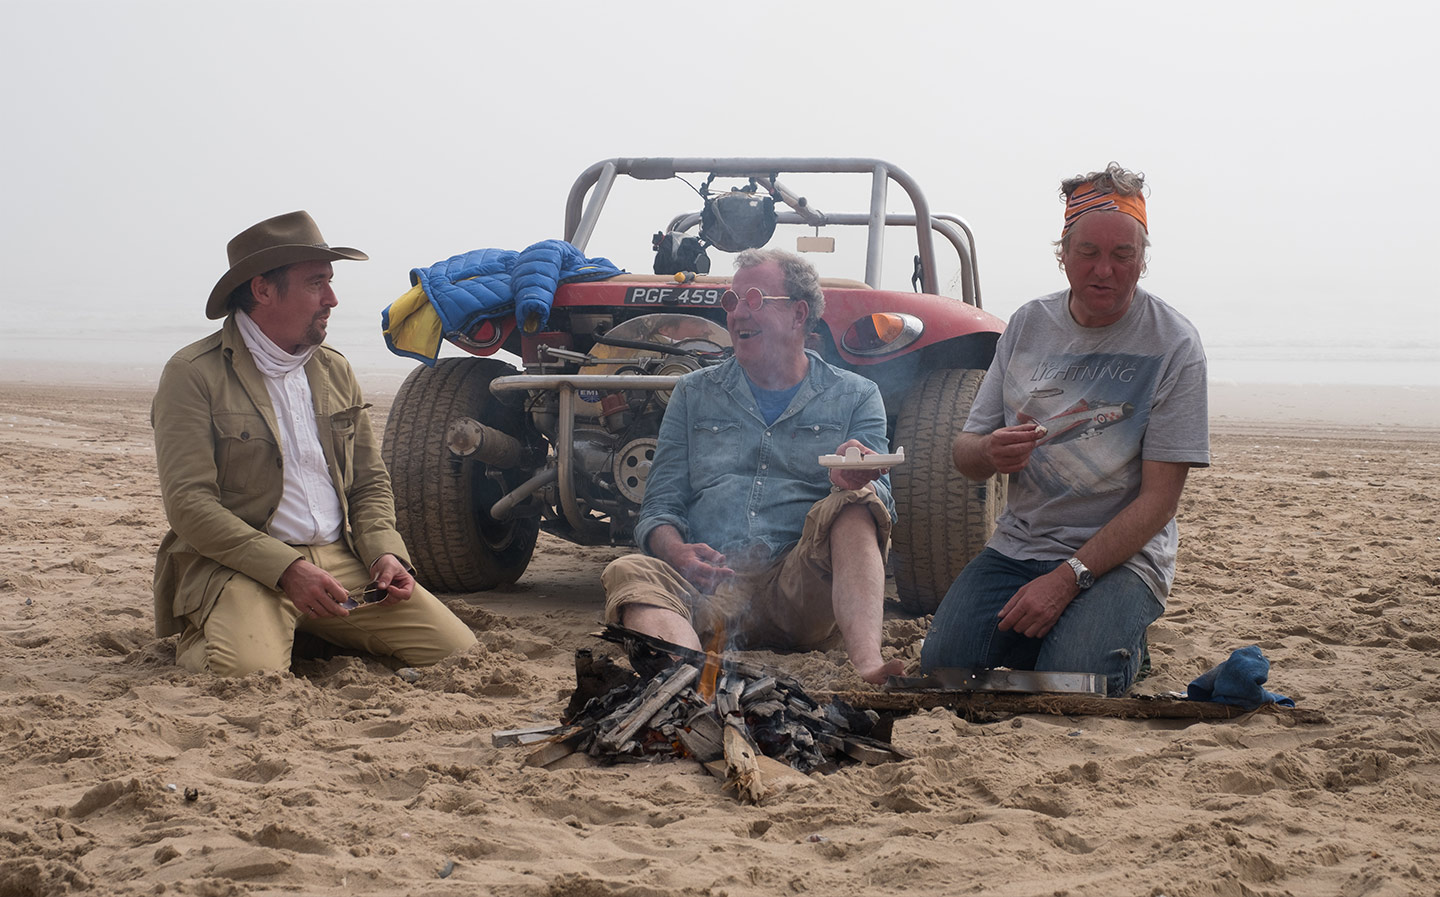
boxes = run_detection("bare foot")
[856,657,907,685]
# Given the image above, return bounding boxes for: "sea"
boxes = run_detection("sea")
[3,309,1434,389]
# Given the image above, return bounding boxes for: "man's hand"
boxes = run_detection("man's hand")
[660,541,736,593]
[647,525,735,592]
[996,566,1078,639]
[828,438,886,492]
[368,554,415,605]
[982,424,1046,474]
[279,558,352,618]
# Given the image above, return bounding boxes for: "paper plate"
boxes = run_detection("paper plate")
[818,446,905,469]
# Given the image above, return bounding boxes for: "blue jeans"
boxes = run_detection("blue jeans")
[920,548,1162,696]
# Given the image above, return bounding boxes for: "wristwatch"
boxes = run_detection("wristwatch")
[1065,557,1095,590]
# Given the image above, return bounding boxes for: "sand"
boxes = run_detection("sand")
[2,378,1438,897]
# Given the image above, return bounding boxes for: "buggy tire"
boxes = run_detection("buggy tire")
[382,358,539,593]
[891,368,1006,615]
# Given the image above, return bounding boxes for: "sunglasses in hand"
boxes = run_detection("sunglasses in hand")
[339,582,388,611]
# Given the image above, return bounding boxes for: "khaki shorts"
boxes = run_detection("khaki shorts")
[602,488,891,651]
[176,541,477,676]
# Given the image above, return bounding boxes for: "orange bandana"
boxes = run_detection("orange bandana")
[1062,182,1147,235]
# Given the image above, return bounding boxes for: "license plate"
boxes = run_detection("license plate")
[623,286,724,307]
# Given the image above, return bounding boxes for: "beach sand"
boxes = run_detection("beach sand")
[2,377,1438,897]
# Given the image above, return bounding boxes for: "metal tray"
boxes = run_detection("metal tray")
[885,668,1106,696]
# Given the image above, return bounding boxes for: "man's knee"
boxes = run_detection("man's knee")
[827,501,887,565]
[602,555,645,592]
[208,652,291,678]
[191,607,297,677]
[834,500,876,525]
[395,618,476,667]
[620,601,682,628]
[1040,629,1146,696]
[424,605,479,659]
[609,589,689,628]
[830,499,882,538]
[187,628,294,677]
[602,554,691,625]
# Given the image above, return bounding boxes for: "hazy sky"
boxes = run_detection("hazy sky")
[3,1,1436,383]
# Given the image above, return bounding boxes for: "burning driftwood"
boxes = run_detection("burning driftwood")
[520,626,908,803]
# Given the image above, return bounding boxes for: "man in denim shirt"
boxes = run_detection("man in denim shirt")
[602,249,905,684]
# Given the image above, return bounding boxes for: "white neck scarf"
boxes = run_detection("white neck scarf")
[233,311,343,546]
[234,310,319,376]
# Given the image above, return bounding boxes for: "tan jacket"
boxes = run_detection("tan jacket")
[150,315,408,637]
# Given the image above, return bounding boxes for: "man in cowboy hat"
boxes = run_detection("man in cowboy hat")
[920,163,1209,696]
[151,211,476,676]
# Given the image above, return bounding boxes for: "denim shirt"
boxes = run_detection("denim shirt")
[636,351,894,561]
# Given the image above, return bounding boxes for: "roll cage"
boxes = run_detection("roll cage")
[562,157,984,308]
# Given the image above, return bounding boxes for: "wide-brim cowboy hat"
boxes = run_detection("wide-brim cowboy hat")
[206,210,368,319]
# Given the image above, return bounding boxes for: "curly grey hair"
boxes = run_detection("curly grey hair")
[1053,162,1151,272]
[734,248,826,329]
[1060,162,1147,201]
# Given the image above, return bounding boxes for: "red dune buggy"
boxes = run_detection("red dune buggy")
[381,158,1007,613]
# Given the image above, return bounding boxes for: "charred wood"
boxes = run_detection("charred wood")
[533,632,909,781]
[600,664,701,751]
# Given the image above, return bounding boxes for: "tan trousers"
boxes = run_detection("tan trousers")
[176,542,477,676]
[602,488,891,651]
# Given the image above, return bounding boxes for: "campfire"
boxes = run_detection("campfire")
[510,626,908,803]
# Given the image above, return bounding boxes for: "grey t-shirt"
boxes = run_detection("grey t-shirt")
[964,287,1210,604]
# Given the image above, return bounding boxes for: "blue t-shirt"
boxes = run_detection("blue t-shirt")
[636,352,895,560]
[747,376,804,425]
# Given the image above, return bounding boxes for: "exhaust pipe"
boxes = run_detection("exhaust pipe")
[446,417,522,469]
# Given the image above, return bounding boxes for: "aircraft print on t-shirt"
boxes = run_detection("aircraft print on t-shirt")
[1005,351,1162,498]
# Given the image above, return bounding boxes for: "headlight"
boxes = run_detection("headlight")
[841,313,923,356]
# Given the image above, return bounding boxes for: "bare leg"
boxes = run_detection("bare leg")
[620,603,704,653]
[829,503,906,684]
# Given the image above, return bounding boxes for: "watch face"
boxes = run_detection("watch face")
[1068,558,1094,588]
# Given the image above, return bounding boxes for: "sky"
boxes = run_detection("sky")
[2,0,1437,385]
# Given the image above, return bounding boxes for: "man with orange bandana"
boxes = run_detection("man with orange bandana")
[920,164,1209,696]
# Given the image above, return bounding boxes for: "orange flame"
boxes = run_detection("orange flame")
[698,624,725,702]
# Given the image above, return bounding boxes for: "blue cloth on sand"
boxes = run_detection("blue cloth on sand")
[1187,645,1295,709]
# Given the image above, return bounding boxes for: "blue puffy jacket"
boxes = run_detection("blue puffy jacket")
[411,240,621,337]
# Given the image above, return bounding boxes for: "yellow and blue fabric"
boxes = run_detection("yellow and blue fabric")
[381,240,622,364]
